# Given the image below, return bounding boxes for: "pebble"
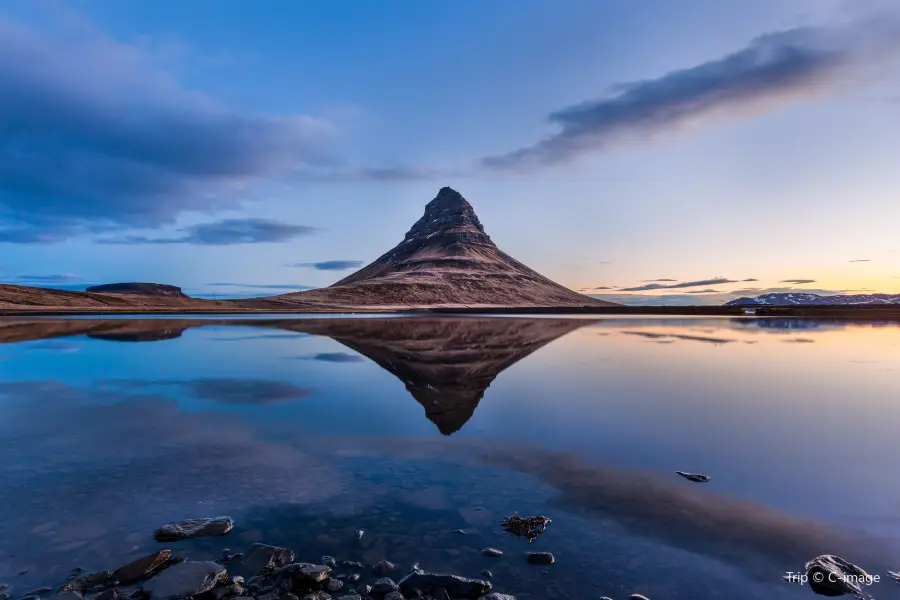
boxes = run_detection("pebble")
[480,570,493,579]
[525,552,555,565]
[630,595,650,600]
[373,559,395,574]
[482,548,503,557]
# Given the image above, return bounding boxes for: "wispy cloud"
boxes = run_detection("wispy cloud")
[293,352,365,363]
[5,273,81,284]
[742,278,759,282]
[641,278,677,282]
[204,283,315,290]
[780,279,816,284]
[685,289,723,294]
[288,260,364,271]
[620,277,741,292]
[481,12,900,169]
[96,219,320,245]
[849,259,870,262]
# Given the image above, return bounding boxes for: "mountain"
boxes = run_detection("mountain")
[725,293,900,306]
[271,187,617,309]
[85,283,189,298]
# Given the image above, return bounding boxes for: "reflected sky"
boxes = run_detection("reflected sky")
[1,316,899,599]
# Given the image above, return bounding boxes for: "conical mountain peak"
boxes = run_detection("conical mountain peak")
[403,187,491,245]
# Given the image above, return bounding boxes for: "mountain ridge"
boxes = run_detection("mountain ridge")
[725,293,900,306]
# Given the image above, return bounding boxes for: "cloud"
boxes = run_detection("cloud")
[641,278,677,282]
[783,337,816,343]
[95,218,319,245]
[0,12,337,241]
[104,378,313,405]
[780,279,817,284]
[289,260,364,271]
[204,283,315,290]
[620,277,740,292]
[294,352,365,363]
[742,278,759,282]
[622,331,736,345]
[6,273,80,283]
[849,259,870,262]
[481,13,900,169]
[685,289,722,294]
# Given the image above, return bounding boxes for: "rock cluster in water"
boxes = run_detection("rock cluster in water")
[499,513,551,543]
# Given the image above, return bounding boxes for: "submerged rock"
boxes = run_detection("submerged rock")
[275,563,332,587]
[478,595,516,600]
[500,513,551,542]
[236,544,295,577]
[804,555,876,597]
[675,471,710,483]
[153,517,233,541]
[399,572,491,599]
[373,578,399,594]
[142,561,226,600]
[373,559,395,575]
[481,548,503,558]
[525,552,554,566]
[113,550,172,585]
[59,571,113,593]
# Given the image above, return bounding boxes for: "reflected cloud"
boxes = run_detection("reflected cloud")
[782,338,816,344]
[104,378,314,405]
[293,352,365,363]
[19,340,80,352]
[621,331,737,345]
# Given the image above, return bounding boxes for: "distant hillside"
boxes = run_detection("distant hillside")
[725,293,900,306]
[86,282,188,298]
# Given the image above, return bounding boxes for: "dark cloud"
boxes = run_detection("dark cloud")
[782,338,816,343]
[592,286,614,290]
[307,352,364,363]
[481,14,900,169]
[103,378,313,405]
[849,259,870,262]
[6,273,80,283]
[742,278,759,282]
[780,279,817,284]
[289,260,364,271]
[685,289,722,294]
[621,331,736,345]
[0,14,336,241]
[95,218,319,245]
[641,278,677,282]
[621,277,740,292]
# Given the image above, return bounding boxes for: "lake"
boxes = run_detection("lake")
[1,315,899,599]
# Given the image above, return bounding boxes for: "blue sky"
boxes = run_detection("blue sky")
[1,0,899,304]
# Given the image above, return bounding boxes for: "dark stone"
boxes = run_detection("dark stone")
[326,579,343,593]
[478,595,516,600]
[373,578,398,594]
[452,530,468,535]
[346,574,360,583]
[274,563,332,590]
[384,593,405,600]
[525,553,554,566]
[481,549,503,558]
[0,593,8,600]
[321,557,337,569]
[48,593,85,600]
[500,513,551,543]
[805,555,875,597]
[675,471,710,483]
[152,517,233,541]
[399,573,491,599]
[355,530,364,540]
[300,593,330,600]
[113,550,172,585]
[372,560,395,575]
[236,544,295,577]
[86,283,188,298]
[342,562,363,570]
[629,596,650,600]
[25,588,53,596]
[279,595,299,600]
[141,561,226,600]
[479,571,492,579]
[60,572,113,593]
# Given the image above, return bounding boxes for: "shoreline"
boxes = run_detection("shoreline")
[3,305,900,318]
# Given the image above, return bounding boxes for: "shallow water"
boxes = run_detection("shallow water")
[1,315,899,599]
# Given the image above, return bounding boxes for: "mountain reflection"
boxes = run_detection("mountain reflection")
[0,316,594,435]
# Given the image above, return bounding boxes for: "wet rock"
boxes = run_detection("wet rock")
[481,549,503,558]
[479,571,492,579]
[452,529,468,535]
[384,593,405,600]
[25,588,53,596]
[18,571,28,576]
[60,572,113,593]
[336,596,362,600]
[431,589,450,600]
[478,595,516,600]
[499,513,550,543]
[598,597,613,600]
[373,560,395,575]
[0,593,8,600]
[300,593,330,600]
[142,561,226,600]
[236,544,295,577]
[629,595,650,600]
[21,595,38,600]
[525,553,554,566]
[320,557,337,569]
[153,517,233,542]
[360,585,372,596]
[48,593,84,600]
[347,574,360,583]
[113,550,172,585]
[675,471,710,483]
[805,555,875,597]
[276,563,332,588]
[325,579,343,593]
[355,530,364,541]
[399,573,491,599]
[342,562,363,570]
[373,578,399,594]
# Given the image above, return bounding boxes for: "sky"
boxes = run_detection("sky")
[1,0,899,304]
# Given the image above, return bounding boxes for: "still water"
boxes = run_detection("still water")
[1,315,899,599]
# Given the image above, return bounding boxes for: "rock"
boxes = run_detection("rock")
[279,594,299,600]
[0,594,7,600]
[629,596,650,600]
[373,560,395,575]
[60,572,113,593]
[452,529,468,535]
[152,517,233,541]
[804,555,876,597]
[336,596,362,600]
[598,597,613,600]
[478,595,516,600]
[432,589,450,600]
[675,471,710,483]
[399,573,491,599]
[25,588,53,596]
[325,579,343,593]
[342,562,363,569]
[373,578,399,594]
[113,550,172,585]
[236,544,295,577]
[481,549,503,558]
[360,585,372,596]
[300,593,330,600]
[142,561,227,600]
[347,574,360,583]
[276,563,332,587]
[85,283,188,298]
[47,594,84,600]
[500,513,551,543]
[525,553,554,566]
[355,530,364,541]
[384,593,405,600]
[321,557,337,569]
[480,571,492,579]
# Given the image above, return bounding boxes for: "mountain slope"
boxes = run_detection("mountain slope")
[275,187,617,308]
[725,293,900,306]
